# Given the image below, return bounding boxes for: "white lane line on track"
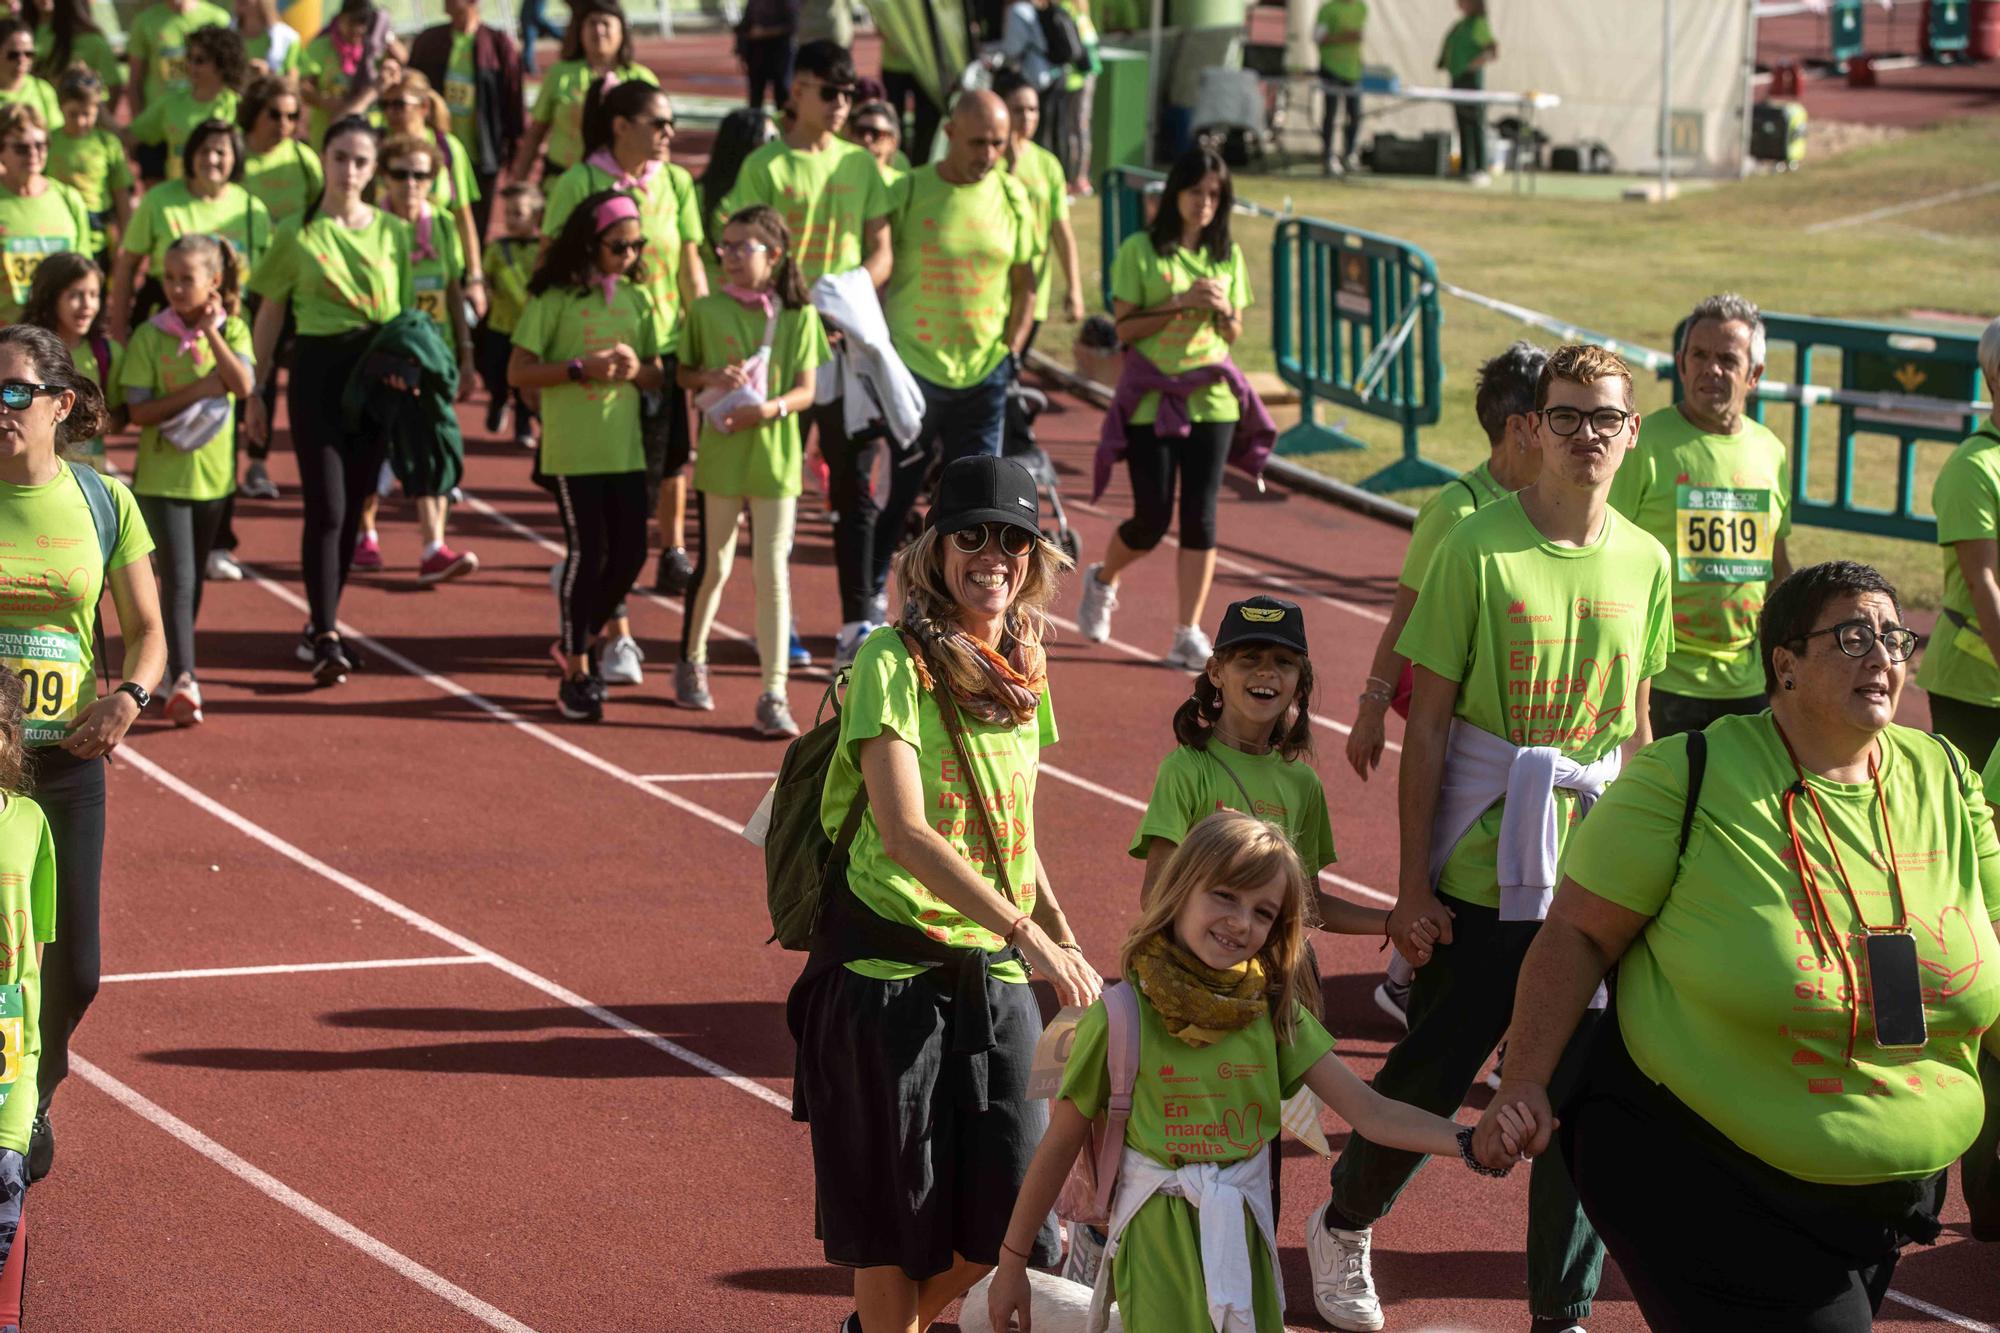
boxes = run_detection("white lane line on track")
[73,1054,543,1333]
[1882,1291,1997,1333]
[1802,180,2000,235]
[119,744,791,1115]
[641,771,779,782]
[102,956,484,984]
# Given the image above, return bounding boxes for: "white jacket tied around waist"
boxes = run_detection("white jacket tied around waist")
[809,269,926,450]
[1427,719,1623,923]
[1087,1144,1278,1333]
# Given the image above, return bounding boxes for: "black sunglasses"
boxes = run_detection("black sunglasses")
[600,237,643,256]
[383,166,435,182]
[3,50,34,63]
[0,382,61,412]
[1792,620,1918,664]
[1540,405,1636,438]
[631,114,674,132]
[814,83,856,104]
[264,106,301,121]
[3,139,47,156]
[949,523,1036,558]
[854,124,894,142]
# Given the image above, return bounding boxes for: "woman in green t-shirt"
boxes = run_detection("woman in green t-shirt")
[1478,560,2000,1327]
[127,23,245,183]
[0,322,167,1185]
[0,21,59,132]
[511,0,656,179]
[1074,146,1258,671]
[0,103,90,324]
[378,69,484,312]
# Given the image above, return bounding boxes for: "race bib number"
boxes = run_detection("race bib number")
[1675,484,1773,584]
[445,75,476,109]
[1025,1005,1087,1099]
[0,984,19,1099]
[162,53,189,87]
[0,628,84,746]
[3,238,60,303]
[413,282,448,326]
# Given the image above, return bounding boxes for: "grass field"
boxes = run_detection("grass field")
[1054,117,2000,607]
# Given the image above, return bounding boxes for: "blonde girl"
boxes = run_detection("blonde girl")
[672,204,826,737]
[121,233,254,726]
[989,811,1532,1333]
[21,250,123,473]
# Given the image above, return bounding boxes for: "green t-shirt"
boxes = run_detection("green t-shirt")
[0,178,90,321]
[819,627,1056,981]
[884,165,1035,390]
[121,179,272,283]
[681,295,829,499]
[543,159,703,348]
[1608,408,1792,700]
[407,204,465,331]
[1315,0,1367,81]
[1917,420,2000,708]
[530,60,657,172]
[482,235,537,335]
[1567,716,2000,1185]
[721,136,891,285]
[35,25,122,91]
[445,31,477,151]
[245,28,302,77]
[242,139,323,224]
[0,79,61,133]
[1110,233,1252,427]
[424,131,480,218]
[0,461,154,746]
[67,333,123,472]
[128,87,240,180]
[1441,14,1494,81]
[46,127,132,252]
[1006,139,1070,323]
[122,314,254,501]
[1061,989,1331,1329]
[1400,459,1510,590]
[509,281,664,476]
[247,207,412,337]
[1396,494,1672,907]
[126,1,232,108]
[0,794,56,1157]
[1130,743,1338,875]
[295,32,362,146]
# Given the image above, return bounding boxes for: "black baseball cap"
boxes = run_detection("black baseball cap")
[929,455,1040,538]
[1212,595,1308,654]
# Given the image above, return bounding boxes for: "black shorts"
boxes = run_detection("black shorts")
[787,960,1057,1279]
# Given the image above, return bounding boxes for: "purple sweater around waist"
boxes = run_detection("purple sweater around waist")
[1092,349,1277,502]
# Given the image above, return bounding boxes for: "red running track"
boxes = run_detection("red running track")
[33,376,1994,1331]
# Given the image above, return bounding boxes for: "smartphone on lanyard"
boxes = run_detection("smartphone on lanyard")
[1865,930,1928,1049]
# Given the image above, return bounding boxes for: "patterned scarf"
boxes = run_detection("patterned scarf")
[1131,932,1268,1048]
[901,617,1047,728]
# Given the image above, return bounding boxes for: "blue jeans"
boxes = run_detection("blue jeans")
[519,0,563,73]
[869,354,1013,599]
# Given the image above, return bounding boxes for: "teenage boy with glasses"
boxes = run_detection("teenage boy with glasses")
[1308,345,1674,1333]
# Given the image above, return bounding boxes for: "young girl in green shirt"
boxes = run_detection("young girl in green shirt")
[674,204,827,738]
[21,251,123,476]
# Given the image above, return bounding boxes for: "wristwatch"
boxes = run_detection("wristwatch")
[115,681,151,711]
[566,358,586,384]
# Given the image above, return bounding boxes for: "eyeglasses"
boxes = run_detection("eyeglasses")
[713,239,769,260]
[631,114,674,133]
[264,106,301,122]
[0,382,60,412]
[1792,620,1918,663]
[854,124,894,143]
[814,82,856,104]
[3,49,35,64]
[385,97,425,110]
[949,523,1036,558]
[3,138,47,157]
[600,237,644,256]
[1540,405,1636,438]
[382,166,435,181]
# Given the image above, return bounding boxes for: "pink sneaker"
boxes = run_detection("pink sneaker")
[417,545,479,585]
[351,532,383,571]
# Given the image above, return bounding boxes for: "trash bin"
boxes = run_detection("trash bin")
[1093,47,1150,177]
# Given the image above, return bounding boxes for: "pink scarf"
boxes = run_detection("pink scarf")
[149,307,208,357]
[585,148,659,195]
[332,31,363,77]
[722,283,773,317]
[411,204,436,262]
[592,273,620,306]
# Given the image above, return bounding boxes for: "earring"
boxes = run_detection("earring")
[1783,679,1795,691]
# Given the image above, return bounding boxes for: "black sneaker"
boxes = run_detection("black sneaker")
[26,1112,51,1183]
[654,546,694,595]
[297,623,365,671]
[484,396,507,435]
[311,635,351,687]
[557,674,604,722]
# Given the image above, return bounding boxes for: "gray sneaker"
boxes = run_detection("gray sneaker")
[596,634,644,685]
[674,660,714,710]
[754,692,800,738]
[1166,622,1214,670]
[1075,563,1118,643]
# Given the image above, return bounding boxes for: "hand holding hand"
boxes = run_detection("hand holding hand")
[1389,888,1454,965]
[1476,1082,1557,1167]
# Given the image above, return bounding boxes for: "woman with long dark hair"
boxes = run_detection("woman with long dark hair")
[695,104,774,307]
[510,0,654,179]
[23,0,122,93]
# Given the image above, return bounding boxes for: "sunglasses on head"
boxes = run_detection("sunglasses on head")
[0,382,60,412]
[383,166,435,181]
[600,237,644,256]
[949,523,1036,558]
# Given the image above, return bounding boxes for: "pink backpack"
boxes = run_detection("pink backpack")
[1054,982,1141,1228]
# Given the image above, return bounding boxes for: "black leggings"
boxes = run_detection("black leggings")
[27,747,105,1116]
[1118,419,1231,553]
[553,471,649,658]
[136,494,229,684]
[812,399,889,624]
[290,329,387,637]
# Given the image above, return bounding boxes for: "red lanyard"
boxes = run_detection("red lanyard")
[1773,720,1910,1065]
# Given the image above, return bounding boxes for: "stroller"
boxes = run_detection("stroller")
[1003,376,1081,563]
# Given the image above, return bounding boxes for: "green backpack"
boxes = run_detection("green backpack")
[764,679,868,949]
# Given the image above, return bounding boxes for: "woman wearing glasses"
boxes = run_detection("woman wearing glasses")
[107,118,271,341]
[1475,560,2000,1329]
[0,20,59,130]
[0,323,166,1183]
[508,189,665,723]
[789,452,1098,1333]
[378,70,484,311]
[511,0,654,181]
[0,103,88,323]
[671,205,823,734]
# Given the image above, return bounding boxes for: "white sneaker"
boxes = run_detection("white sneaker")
[1165,622,1213,670]
[596,634,644,685]
[1308,1211,1384,1331]
[205,549,244,581]
[833,620,874,672]
[1470,169,1494,188]
[1074,563,1118,643]
[1373,978,1411,1030]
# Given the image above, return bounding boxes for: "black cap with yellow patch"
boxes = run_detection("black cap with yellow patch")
[1212,594,1308,655]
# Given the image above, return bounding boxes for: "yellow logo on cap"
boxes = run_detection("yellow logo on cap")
[1240,608,1286,623]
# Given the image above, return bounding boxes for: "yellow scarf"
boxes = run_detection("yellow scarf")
[1131,933,1268,1048]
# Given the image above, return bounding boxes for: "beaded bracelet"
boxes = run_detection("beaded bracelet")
[1456,1126,1512,1178]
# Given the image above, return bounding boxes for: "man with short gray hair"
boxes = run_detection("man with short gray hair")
[1608,292,1792,738]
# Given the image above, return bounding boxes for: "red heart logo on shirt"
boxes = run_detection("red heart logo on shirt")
[1219,1102,1265,1153]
